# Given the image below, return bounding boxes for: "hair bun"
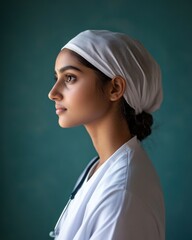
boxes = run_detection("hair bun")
[122,99,153,141]
[133,112,153,141]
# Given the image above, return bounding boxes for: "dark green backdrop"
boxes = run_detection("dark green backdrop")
[1,0,192,239]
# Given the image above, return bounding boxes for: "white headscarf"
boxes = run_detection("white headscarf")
[62,30,163,114]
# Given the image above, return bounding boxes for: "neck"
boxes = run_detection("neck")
[84,112,132,165]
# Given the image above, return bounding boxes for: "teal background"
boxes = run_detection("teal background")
[1,0,192,239]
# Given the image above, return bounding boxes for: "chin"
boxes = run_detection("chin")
[58,119,80,128]
[58,121,70,128]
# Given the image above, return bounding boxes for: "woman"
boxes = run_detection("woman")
[48,30,165,240]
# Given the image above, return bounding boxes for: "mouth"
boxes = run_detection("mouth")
[55,105,67,115]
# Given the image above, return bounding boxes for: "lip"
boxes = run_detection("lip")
[55,105,67,115]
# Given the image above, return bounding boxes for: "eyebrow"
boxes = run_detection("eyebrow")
[55,65,82,74]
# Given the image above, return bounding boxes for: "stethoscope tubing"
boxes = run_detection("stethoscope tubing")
[49,156,99,238]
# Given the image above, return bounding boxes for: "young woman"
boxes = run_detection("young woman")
[48,30,165,240]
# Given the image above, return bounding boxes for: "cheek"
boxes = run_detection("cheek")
[58,81,111,128]
[69,82,97,105]
[70,84,109,115]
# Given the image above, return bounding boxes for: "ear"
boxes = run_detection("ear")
[109,76,126,101]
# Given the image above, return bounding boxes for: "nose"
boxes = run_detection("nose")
[48,83,63,101]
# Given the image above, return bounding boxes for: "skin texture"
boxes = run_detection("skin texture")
[49,49,112,128]
[48,48,132,173]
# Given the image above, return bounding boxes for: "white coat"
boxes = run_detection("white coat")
[52,136,165,240]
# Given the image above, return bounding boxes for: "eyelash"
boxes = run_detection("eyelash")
[54,74,76,84]
[65,74,76,83]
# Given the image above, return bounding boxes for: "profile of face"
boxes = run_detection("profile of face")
[48,49,113,128]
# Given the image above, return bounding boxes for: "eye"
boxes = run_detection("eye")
[65,74,76,83]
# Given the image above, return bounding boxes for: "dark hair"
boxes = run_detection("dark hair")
[68,49,153,141]
[121,98,153,141]
[68,49,111,86]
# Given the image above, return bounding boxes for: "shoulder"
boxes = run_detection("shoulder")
[89,136,164,211]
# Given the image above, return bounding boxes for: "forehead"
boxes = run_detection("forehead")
[55,48,81,69]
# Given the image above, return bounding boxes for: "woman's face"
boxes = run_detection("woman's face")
[48,49,112,128]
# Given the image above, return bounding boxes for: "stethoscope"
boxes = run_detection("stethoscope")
[49,156,99,238]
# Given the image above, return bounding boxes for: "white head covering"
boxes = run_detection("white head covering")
[62,30,163,114]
